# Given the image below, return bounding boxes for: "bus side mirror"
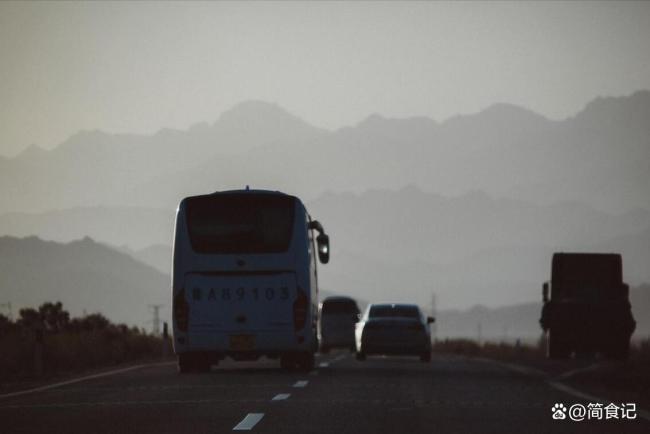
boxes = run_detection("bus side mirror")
[316,233,329,264]
[427,316,435,324]
[308,220,324,233]
[542,282,549,303]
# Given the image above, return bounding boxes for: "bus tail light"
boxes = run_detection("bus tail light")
[293,286,308,332]
[174,288,189,332]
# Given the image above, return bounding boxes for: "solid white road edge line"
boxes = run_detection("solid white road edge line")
[0,361,176,400]
[546,380,650,422]
[480,357,650,423]
[233,413,265,431]
[271,393,291,401]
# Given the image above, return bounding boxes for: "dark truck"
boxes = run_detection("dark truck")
[540,253,635,359]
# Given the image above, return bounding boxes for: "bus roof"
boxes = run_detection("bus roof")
[186,188,292,199]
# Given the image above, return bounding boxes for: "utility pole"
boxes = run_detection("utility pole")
[148,304,164,335]
[0,302,12,321]
[430,292,437,343]
[477,322,482,346]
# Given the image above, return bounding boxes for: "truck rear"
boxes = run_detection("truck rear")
[540,253,635,359]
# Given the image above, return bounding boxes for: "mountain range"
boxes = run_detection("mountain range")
[432,284,650,343]
[2,187,648,309]
[1,236,647,341]
[0,236,169,328]
[0,236,350,328]
[0,90,648,314]
[1,91,648,214]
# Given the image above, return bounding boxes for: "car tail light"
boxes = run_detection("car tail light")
[174,288,189,332]
[293,286,308,332]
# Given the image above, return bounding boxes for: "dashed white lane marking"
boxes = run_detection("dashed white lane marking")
[316,352,349,369]
[233,413,264,431]
[271,393,291,401]
[293,380,308,388]
[309,370,319,376]
[0,361,176,400]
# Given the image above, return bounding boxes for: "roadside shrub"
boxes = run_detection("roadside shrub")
[433,336,650,362]
[0,302,164,382]
[432,338,543,360]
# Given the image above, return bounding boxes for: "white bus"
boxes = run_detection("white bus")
[171,189,329,373]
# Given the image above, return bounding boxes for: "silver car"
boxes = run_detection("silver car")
[355,303,434,362]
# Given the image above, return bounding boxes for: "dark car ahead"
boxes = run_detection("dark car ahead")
[318,296,360,353]
[355,303,434,362]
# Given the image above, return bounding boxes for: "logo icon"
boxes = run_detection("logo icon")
[569,404,586,421]
[552,403,567,420]
[552,401,637,421]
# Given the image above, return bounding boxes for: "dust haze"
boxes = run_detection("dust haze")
[0,2,649,340]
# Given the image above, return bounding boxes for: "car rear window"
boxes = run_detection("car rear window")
[369,305,420,319]
[185,193,295,254]
[322,300,359,315]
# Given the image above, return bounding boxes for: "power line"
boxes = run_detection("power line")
[430,292,437,342]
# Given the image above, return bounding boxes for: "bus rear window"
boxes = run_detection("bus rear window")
[185,194,295,254]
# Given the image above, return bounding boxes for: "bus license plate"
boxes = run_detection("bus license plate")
[229,334,255,351]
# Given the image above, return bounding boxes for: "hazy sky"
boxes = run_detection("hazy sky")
[1,1,649,156]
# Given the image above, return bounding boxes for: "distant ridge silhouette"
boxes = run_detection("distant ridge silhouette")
[1,188,649,309]
[0,236,168,327]
[0,90,648,213]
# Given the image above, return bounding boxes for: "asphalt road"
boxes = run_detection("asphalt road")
[2,352,647,434]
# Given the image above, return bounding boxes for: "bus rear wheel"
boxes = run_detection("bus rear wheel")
[280,354,296,370]
[296,352,315,371]
[178,353,213,373]
[178,354,194,374]
[195,355,212,373]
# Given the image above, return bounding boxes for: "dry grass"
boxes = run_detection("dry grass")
[432,337,650,362]
[0,304,165,382]
[0,329,164,381]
